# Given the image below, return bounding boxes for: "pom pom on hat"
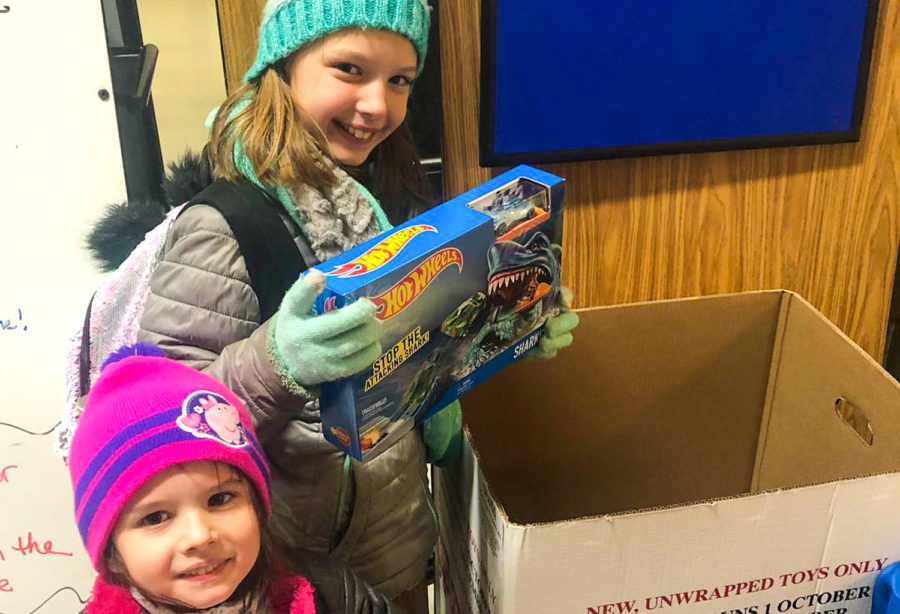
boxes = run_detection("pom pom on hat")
[100,343,166,371]
[69,345,271,571]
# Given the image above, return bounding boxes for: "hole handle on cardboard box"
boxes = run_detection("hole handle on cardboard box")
[834,397,874,446]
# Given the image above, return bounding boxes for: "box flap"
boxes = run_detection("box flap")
[754,292,900,490]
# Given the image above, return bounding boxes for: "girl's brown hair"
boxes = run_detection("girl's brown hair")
[364,118,436,221]
[208,57,434,224]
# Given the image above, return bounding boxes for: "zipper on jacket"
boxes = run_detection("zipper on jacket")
[423,473,438,528]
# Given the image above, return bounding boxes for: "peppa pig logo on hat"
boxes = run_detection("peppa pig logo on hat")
[177,391,247,448]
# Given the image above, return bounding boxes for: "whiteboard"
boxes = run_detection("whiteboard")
[0,0,126,611]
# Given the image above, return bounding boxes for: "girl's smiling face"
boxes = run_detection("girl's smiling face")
[110,462,260,608]
[286,28,418,166]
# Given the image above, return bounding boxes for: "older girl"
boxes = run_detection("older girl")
[135,1,577,610]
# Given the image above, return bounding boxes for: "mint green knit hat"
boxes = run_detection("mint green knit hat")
[244,0,431,83]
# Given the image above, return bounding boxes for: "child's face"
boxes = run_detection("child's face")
[287,28,418,166]
[110,461,260,608]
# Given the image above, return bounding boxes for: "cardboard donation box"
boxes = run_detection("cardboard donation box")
[435,290,900,614]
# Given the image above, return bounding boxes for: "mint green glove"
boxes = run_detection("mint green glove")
[422,400,463,466]
[530,286,579,360]
[271,269,383,386]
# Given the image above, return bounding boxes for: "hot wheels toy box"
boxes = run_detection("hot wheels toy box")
[312,165,565,461]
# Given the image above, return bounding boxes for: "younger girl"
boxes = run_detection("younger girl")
[68,345,394,612]
[134,0,578,609]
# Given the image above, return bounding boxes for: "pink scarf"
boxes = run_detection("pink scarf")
[85,574,316,614]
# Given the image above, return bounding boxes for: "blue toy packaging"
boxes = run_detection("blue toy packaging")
[313,165,565,461]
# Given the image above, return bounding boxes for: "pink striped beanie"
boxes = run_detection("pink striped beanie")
[68,345,271,570]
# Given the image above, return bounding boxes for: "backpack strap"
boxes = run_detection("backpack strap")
[77,180,311,400]
[184,179,315,323]
[79,294,95,397]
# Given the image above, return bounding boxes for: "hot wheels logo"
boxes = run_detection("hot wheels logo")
[329,426,351,447]
[326,225,437,278]
[371,248,464,320]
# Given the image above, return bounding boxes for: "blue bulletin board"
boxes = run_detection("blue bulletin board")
[480,1,880,166]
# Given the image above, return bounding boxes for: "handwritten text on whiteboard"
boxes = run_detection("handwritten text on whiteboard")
[0,309,27,332]
[0,457,75,594]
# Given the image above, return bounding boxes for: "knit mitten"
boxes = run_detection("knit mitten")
[530,286,579,360]
[422,400,463,466]
[271,269,382,387]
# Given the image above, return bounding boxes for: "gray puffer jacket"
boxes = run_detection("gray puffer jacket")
[136,202,437,598]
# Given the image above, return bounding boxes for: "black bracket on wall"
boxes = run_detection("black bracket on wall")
[102,0,165,203]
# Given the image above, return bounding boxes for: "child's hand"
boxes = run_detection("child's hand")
[530,286,579,360]
[271,270,382,386]
[422,400,462,466]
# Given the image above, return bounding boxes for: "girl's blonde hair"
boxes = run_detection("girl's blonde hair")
[208,66,335,192]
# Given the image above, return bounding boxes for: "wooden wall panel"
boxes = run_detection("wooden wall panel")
[441,0,900,360]
[216,0,266,92]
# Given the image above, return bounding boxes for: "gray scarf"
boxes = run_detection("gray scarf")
[286,164,383,262]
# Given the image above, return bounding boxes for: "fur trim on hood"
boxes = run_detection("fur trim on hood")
[86,150,212,272]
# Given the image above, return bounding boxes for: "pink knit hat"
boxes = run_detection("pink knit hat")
[68,345,271,571]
